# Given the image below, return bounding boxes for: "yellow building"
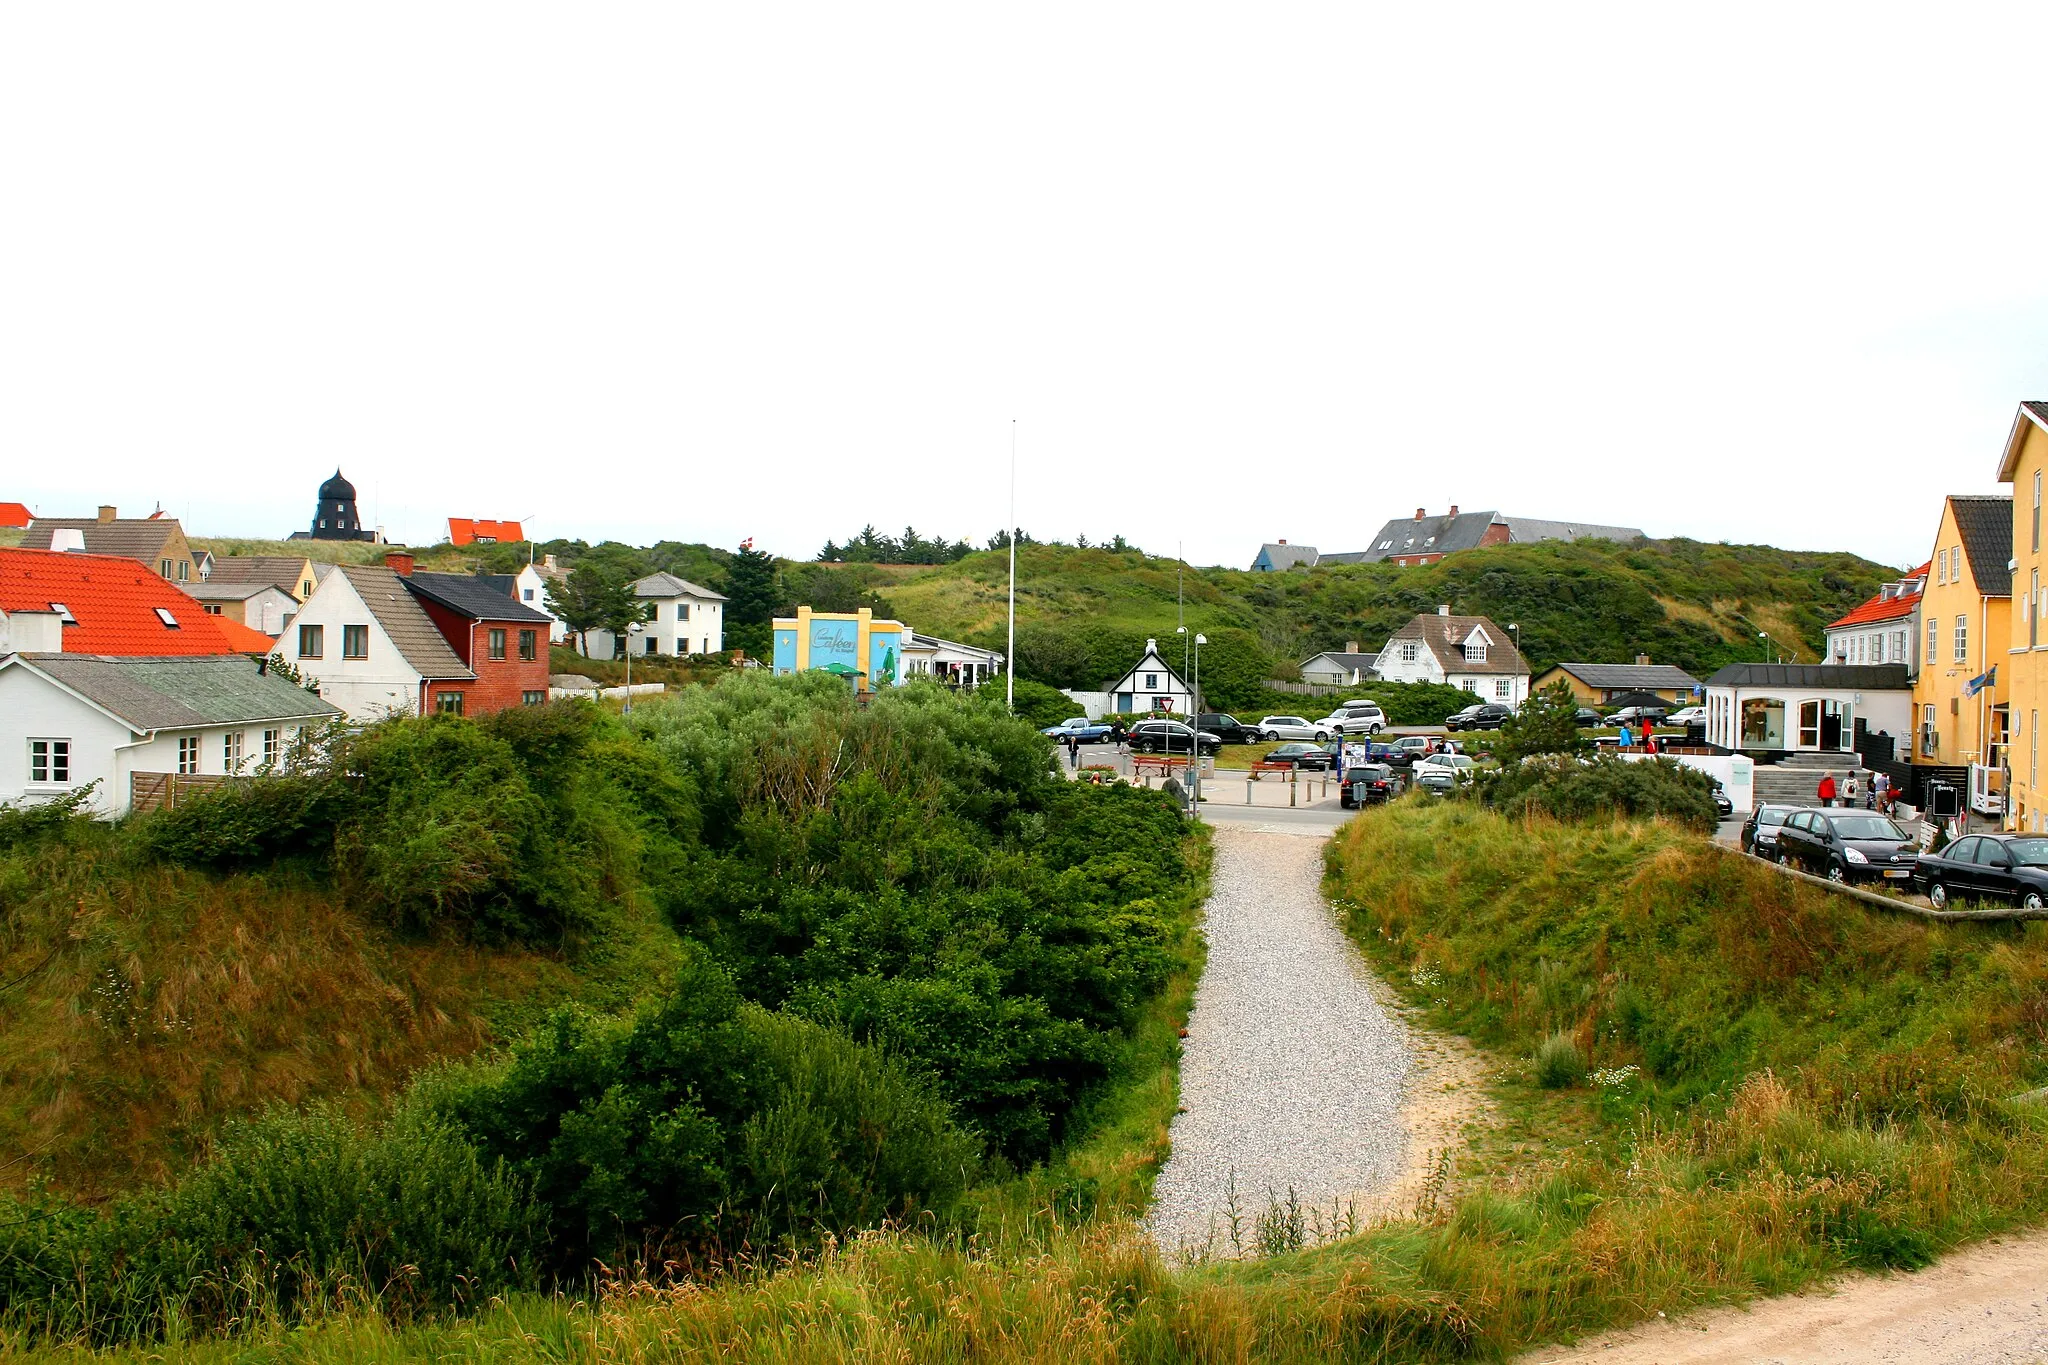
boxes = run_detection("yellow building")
[2003,403,2048,830]
[1911,496,2011,794]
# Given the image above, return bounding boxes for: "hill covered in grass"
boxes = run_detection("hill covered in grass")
[863,536,1894,704]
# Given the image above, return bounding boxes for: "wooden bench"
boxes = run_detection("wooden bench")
[1248,760,1297,781]
[1131,754,1185,778]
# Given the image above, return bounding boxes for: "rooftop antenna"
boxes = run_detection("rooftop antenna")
[1006,419,1017,712]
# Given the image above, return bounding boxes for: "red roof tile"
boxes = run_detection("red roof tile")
[447,517,525,546]
[211,616,281,653]
[0,503,32,528]
[0,548,242,655]
[1826,563,1930,630]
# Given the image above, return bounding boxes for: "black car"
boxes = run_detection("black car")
[1604,705,1669,726]
[1339,762,1397,808]
[1572,708,1604,728]
[1195,713,1258,746]
[1266,742,1333,771]
[1128,720,1221,756]
[1445,703,1515,732]
[1775,808,1917,885]
[1712,784,1733,819]
[1911,833,2048,910]
[1740,803,1799,857]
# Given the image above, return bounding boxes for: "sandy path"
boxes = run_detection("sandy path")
[1523,1228,2048,1364]
[1148,822,1484,1258]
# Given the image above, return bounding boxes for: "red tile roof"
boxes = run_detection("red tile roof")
[0,548,242,655]
[447,517,525,546]
[0,503,32,528]
[1826,563,1930,630]
[212,616,282,653]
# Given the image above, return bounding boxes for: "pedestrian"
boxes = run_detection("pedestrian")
[1846,772,1860,808]
[1874,771,1891,814]
[1065,732,1079,769]
[1617,723,1633,749]
[1817,771,1838,807]
[1641,718,1656,754]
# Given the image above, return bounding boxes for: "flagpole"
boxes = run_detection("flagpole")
[1006,420,1017,713]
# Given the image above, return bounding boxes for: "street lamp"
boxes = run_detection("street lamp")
[624,620,646,714]
[1191,633,1206,811]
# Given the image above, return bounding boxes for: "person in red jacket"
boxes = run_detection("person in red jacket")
[1817,772,1838,807]
[1641,718,1656,754]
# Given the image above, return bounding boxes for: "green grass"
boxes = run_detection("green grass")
[23,802,2048,1362]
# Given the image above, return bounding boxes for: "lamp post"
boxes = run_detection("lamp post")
[1177,626,1191,800]
[623,620,645,714]
[1508,623,1520,699]
[1191,632,1206,811]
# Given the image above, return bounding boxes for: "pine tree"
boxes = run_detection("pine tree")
[721,538,780,659]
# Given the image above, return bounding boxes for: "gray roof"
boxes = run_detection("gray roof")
[403,570,552,624]
[180,580,283,602]
[1354,510,1644,564]
[337,565,474,680]
[26,518,182,562]
[1384,613,1529,676]
[1704,662,1912,690]
[1543,661,1702,690]
[1302,651,1379,672]
[15,653,341,731]
[1251,542,1321,571]
[473,573,518,597]
[633,571,726,601]
[203,556,313,593]
[1498,516,1645,546]
[1951,495,2014,596]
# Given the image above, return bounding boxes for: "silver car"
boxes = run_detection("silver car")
[1257,715,1332,742]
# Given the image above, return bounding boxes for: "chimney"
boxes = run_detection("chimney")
[1414,507,1426,521]
[48,528,85,553]
[1345,639,1359,654]
[384,550,415,577]
[97,505,116,523]
[1635,653,1650,666]
[5,610,64,654]
[1448,504,1459,517]
[1437,605,1450,616]
[1277,538,1287,545]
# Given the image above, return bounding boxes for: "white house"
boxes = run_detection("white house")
[1372,607,1530,704]
[1100,638,1197,717]
[0,652,340,818]
[583,572,726,659]
[290,563,475,720]
[900,630,1005,688]
[478,556,571,644]
[1822,563,1928,679]
[1299,645,1379,687]
[1704,662,1913,756]
[181,581,300,637]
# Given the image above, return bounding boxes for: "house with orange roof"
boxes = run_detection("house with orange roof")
[1824,561,1929,677]
[0,547,246,657]
[447,517,525,547]
[0,503,32,530]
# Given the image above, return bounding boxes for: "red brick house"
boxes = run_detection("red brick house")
[393,555,553,713]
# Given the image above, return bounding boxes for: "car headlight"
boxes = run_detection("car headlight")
[1844,847,1868,864]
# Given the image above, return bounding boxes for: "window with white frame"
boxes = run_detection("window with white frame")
[1398,642,1419,664]
[1464,640,1487,663]
[1927,616,1939,666]
[1955,614,1968,662]
[223,731,244,771]
[177,736,199,774]
[27,739,70,784]
[1494,679,1511,698]
[1461,679,1479,693]
[263,729,279,766]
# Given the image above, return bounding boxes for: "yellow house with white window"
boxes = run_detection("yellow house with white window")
[1998,402,2048,830]
[1911,496,2010,788]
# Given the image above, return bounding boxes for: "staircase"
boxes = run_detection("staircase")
[1752,753,1863,808]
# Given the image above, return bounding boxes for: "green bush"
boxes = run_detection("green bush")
[1534,1031,1586,1088]
[1471,753,1719,831]
[1007,677,1081,730]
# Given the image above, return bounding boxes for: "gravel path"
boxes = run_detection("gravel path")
[1149,823,1416,1259]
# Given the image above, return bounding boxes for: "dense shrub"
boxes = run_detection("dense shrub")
[1470,753,1719,831]
[428,949,976,1268]
[1007,677,1081,729]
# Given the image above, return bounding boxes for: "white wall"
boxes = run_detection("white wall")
[514,564,569,643]
[1060,689,1112,719]
[1705,686,1913,753]
[586,592,725,658]
[1618,750,1755,814]
[290,573,427,720]
[1443,671,1529,704]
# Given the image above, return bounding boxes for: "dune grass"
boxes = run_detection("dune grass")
[19,802,2048,1362]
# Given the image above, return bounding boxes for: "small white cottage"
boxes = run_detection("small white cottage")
[1703,662,1913,756]
[1102,638,1197,717]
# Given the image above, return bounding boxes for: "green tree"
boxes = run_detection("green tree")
[720,538,780,659]
[547,564,640,657]
[1492,680,1592,763]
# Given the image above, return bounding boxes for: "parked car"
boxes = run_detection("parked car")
[1444,702,1515,732]
[1128,720,1222,756]
[1572,708,1605,728]
[1774,808,1917,884]
[1711,783,1733,819]
[1195,712,1258,746]
[1257,715,1332,741]
[1383,735,1457,767]
[1665,705,1707,728]
[1912,833,2048,909]
[1414,752,1479,795]
[1042,717,1115,743]
[1265,742,1334,771]
[1741,803,1800,857]
[1318,700,1388,735]
[1604,705,1670,726]
[1340,763,1397,808]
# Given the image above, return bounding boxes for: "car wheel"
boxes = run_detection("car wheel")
[2024,890,2045,912]
[1826,861,1846,883]
[1369,723,1382,735]
[1927,882,1947,909]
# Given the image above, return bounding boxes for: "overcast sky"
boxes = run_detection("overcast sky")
[5,6,2045,570]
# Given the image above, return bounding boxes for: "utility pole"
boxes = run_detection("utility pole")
[1006,420,1017,712]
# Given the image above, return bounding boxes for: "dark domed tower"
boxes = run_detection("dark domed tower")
[310,469,367,540]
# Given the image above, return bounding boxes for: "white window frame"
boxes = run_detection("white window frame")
[1955,614,1968,663]
[223,730,244,772]
[27,738,71,785]
[177,736,200,775]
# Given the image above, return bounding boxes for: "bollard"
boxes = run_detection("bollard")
[1290,769,1298,807]
[1246,778,1253,805]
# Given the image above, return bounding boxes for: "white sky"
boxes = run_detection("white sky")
[5,5,2045,570]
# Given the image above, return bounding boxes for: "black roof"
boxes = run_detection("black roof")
[1704,662,1911,689]
[318,469,357,500]
[403,570,552,624]
[1951,495,2013,596]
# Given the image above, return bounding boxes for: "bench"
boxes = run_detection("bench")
[1248,760,1297,781]
[1131,755,1185,778]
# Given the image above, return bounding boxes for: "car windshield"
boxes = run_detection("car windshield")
[2007,838,2048,867]
[1759,808,1788,827]
[1829,815,1906,840]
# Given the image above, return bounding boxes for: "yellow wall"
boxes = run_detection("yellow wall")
[1530,668,1598,704]
[2008,425,2048,830]
[1912,497,2010,778]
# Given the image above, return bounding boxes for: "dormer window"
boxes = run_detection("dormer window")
[1424,536,1436,546]
[154,607,180,628]
[1464,641,1487,663]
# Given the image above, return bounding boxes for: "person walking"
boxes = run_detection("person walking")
[1065,732,1080,770]
[1873,770,1891,814]
[1845,772,1860,809]
[1817,771,1838,808]
[1617,723,1633,750]
[1641,718,1656,754]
